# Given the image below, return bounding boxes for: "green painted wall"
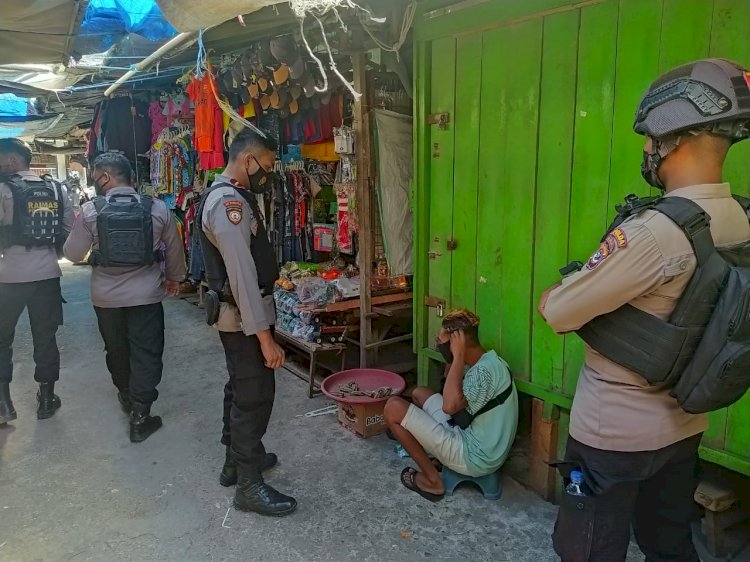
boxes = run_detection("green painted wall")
[413,0,750,475]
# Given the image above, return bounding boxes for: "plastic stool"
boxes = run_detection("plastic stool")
[441,468,503,500]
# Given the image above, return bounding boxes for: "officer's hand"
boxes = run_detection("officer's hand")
[163,280,181,298]
[449,330,466,362]
[260,338,286,369]
[538,282,562,319]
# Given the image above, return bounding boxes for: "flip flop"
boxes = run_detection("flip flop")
[400,467,444,503]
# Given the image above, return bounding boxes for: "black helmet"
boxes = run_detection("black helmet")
[634,58,750,141]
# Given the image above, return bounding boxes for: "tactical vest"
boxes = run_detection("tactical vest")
[88,192,157,267]
[196,181,279,298]
[0,174,63,251]
[574,194,750,393]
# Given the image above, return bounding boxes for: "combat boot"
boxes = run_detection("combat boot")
[219,446,278,487]
[0,383,17,424]
[37,382,61,420]
[129,402,162,443]
[234,473,297,517]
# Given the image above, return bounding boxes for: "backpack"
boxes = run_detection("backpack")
[89,193,156,267]
[670,196,750,412]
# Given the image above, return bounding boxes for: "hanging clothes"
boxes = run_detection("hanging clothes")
[185,72,225,170]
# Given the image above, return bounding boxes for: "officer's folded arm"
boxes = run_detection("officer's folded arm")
[541,225,666,334]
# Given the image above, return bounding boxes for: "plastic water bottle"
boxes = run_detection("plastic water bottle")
[565,470,587,496]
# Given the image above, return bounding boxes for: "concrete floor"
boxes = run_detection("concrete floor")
[0,262,647,562]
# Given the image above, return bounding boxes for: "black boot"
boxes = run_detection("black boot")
[117,390,132,414]
[37,382,61,420]
[129,402,162,443]
[0,383,16,424]
[220,447,278,487]
[234,474,297,517]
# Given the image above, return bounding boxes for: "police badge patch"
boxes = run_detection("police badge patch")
[586,228,628,270]
[224,200,243,225]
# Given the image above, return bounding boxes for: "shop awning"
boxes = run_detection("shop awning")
[0,0,86,65]
[155,0,286,32]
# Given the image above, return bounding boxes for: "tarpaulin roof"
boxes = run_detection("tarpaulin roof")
[0,0,87,65]
[155,0,284,32]
[76,0,177,55]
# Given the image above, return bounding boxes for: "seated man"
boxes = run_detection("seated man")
[384,309,518,501]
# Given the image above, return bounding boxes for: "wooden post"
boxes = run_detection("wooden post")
[352,52,373,367]
[529,399,560,501]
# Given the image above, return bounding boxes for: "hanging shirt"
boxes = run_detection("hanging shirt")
[186,73,220,154]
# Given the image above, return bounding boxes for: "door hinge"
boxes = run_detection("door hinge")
[446,238,458,250]
[427,112,450,130]
[424,295,446,317]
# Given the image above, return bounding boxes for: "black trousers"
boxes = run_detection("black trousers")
[553,433,702,562]
[0,278,63,384]
[219,330,275,482]
[94,303,165,405]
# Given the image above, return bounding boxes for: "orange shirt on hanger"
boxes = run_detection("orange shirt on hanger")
[185,72,220,153]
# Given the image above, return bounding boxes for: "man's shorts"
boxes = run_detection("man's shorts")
[400,393,472,475]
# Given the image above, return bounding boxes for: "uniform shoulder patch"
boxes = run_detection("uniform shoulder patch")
[586,228,628,270]
[224,200,243,225]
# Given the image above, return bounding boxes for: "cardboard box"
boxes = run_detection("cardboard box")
[338,401,387,438]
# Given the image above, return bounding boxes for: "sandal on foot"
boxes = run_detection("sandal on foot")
[400,467,444,503]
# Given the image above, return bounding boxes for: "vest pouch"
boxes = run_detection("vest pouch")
[576,304,687,385]
[672,267,750,413]
[676,343,750,414]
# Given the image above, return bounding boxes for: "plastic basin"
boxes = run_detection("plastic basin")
[320,368,405,404]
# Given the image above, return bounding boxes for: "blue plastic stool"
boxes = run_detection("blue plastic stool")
[441,468,503,500]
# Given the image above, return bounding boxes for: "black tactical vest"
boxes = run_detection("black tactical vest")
[574,193,750,389]
[0,174,63,250]
[196,181,279,297]
[88,192,156,267]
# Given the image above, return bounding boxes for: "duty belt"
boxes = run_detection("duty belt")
[204,287,271,326]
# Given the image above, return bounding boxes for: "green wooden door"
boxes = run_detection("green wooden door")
[416,0,750,475]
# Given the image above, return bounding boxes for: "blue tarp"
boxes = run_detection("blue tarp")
[80,0,177,52]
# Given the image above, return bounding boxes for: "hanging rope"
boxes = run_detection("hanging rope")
[288,0,390,100]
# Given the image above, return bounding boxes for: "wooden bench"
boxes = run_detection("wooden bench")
[276,328,346,398]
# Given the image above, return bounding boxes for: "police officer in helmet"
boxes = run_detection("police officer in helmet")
[64,152,186,442]
[539,59,750,561]
[0,138,72,424]
[197,127,296,517]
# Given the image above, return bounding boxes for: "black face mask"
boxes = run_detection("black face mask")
[436,341,453,364]
[247,156,272,194]
[640,149,664,190]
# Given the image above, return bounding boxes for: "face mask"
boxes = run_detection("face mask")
[436,341,453,364]
[92,174,108,196]
[640,149,664,190]
[247,156,272,194]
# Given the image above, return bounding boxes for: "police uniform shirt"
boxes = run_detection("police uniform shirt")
[200,175,275,335]
[0,171,73,284]
[63,186,186,308]
[543,184,750,452]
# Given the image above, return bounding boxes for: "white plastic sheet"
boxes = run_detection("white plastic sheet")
[372,109,413,276]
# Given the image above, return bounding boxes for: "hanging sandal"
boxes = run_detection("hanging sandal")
[400,467,444,503]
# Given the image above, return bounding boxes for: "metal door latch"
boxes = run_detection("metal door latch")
[424,295,446,317]
[427,112,450,130]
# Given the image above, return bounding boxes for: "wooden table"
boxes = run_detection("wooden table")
[276,328,347,398]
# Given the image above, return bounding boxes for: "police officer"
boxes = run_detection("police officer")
[64,152,186,442]
[539,59,750,561]
[0,138,72,423]
[197,127,296,517]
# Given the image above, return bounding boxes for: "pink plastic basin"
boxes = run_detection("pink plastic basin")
[320,368,406,404]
